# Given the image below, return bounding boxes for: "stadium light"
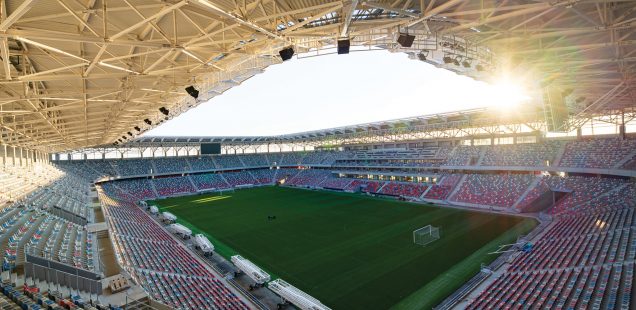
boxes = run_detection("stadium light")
[476,64,485,71]
[443,55,453,64]
[462,59,471,68]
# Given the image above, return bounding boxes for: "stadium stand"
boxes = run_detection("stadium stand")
[320,177,354,190]
[3,1,634,308]
[467,181,636,309]
[214,156,245,169]
[286,169,330,187]
[239,154,270,167]
[249,169,276,184]
[110,159,155,176]
[222,170,256,187]
[451,174,534,208]
[444,146,482,166]
[2,139,634,309]
[424,174,462,200]
[379,182,428,198]
[100,193,249,309]
[191,173,231,190]
[153,157,192,174]
[188,156,218,171]
[558,138,636,169]
[153,176,197,196]
[481,142,562,167]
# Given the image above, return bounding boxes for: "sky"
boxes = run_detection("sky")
[145,50,531,137]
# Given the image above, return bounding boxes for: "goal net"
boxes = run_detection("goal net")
[413,225,440,246]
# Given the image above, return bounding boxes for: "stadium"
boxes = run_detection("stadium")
[0,0,635,309]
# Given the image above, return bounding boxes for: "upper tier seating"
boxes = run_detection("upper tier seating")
[280,152,304,166]
[153,157,191,174]
[444,146,482,166]
[559,138,636,169]
[238,154,269,167]
[481,142,562,167]
[213,156,244,169]
[110,159,154,176]
[187,156,217,171]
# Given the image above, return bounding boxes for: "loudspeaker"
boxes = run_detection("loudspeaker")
[279,47,294,61]
[337,39,350,54]
[185,86,199,99]
[159,107,169,116]
[144,119,152,125]
[397,33,415,47]
[134,126,141,132]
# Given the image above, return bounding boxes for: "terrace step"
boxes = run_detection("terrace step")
[447,174,468,201]
[188,175,199,191]
[420,184,433,200]
[552,141,568,167]
[149,180,160,197]
[613,148,636,169]
[512,175,544,210]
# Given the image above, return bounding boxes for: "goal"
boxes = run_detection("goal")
[413,225,440,246]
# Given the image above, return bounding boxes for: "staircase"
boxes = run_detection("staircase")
[187,176,199,191]
[148,179,160,197]
[376,182,389,193]
[184,158,194,171]
[552,142,568,167]
[237,156,248,168]
[475,148,487,166]
[447,174,469,201]
[150,160,159,175]
[217,173,232,188]
[245,170,260,184]
[419,185,433,200]
[513,175,544,210]
[613,148,636,169]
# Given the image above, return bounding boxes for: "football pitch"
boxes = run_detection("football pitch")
[150,186,537,309]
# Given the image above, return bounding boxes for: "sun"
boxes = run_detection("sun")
[487,78,533,108]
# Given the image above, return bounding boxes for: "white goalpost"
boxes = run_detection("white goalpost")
[413,225,440,246]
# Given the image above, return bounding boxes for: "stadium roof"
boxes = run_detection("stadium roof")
[0,0,634,152]
[106,107,546,147]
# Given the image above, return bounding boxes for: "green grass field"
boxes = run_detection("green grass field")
[150,186,537,310]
